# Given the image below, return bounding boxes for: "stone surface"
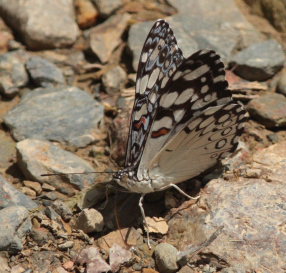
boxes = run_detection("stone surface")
[75,0,99,29]
[230,39,285,81]
[0,50,29,98]
[247,93,286,128]
[25,56,65,87]
[167,141,286,272]
[76,208,104,233]
[244,0,286,33]
[145,217,168,235]
[109,244,132,272]
[0,206,32,252]
[76,247,111,273]
[4,86,104,147]
[0,0,79,50]
[0,175,37,210]
[102,65,127,94]
[89,13,131,63]
[154,243,179,273]
[0,131,16,170]
[16,139,96,191]
[92,0,122,17]
[277,68,286,96]
[51,200,73,221]
[128,0,264,70]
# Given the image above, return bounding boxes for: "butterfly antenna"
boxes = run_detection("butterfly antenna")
[41,171,118,177]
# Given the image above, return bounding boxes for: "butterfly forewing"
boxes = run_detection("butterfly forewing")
[125,20,184,173]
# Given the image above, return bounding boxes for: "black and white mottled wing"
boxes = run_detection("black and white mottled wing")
[149,101,247,184]
[125,19,184,171]
[136,50,234,177]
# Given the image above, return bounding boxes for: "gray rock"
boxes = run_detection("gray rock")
[168,0,263,50]
[0,252,10,272]
[230,39,285,81]
[0,206,32,252]
[277,68,286,96]
[4,86,104,147]
[92,0,122,17]
[89,13,131,63]
[25,56,65,87]
[167,141,286,272]
[0,0,79,50]
[76,208,104,233]
[16,139,97,191]
[102,65,127,94]
[247,93,286,128]
[0,175,37,210]
[154,243,179,273]
[51,200,73,221]
[109,244,132,273]
[128,0,264,70]
[58,241,74,250]
[0,130,16,170]
[0,50,29,98]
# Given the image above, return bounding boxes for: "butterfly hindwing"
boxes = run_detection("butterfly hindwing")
[136,50,234,177]
[149,102,247,183]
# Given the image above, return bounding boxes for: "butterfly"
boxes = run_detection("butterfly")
[112,19,247,247]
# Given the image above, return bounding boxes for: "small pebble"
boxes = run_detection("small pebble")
[76,208,104,233]
[58,241,74,250]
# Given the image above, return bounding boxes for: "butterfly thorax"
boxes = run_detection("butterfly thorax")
[113,168,173,194]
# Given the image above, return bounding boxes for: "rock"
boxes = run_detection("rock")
[145,217,169,235]
[25,56,65,87]
[244,0,286,33]
[0,0,79,50]
[0,131,16,170]
[102,65,127,94]
[89,13,131,63]
[154,243,179,273]
[76,247,111,273]
[92,0,123,17]
[16,139,97,192]
[42,183,56,192]
[168,0,263,50]
[45,206,61,220]
[21,186,36,198]
[0,50,29,98]
[247,93,286,128]
[23,180,42,195]
[0,206,32,252]
[109,244,132,272]
[177,265,195,273]
[53,267,69,273]
[4,86,104,147]
[97,227,143,253]
[142,269,160,273]
[30,227,53,246]
[75,0,99,29]
[0,29,13,54]
[0,252,10,272]
[230,39,285,81]
[51,200,73,221]
[167,142,286,272]
[277,68,286,96]
[58,241,74,250]
[76,208,104,233]
[0,175,37,210]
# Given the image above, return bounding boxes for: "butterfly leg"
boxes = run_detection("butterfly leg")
[138,194,151,249]
[170,184,200,200]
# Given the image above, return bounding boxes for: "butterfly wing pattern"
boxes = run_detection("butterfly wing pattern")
[115,19,247,194]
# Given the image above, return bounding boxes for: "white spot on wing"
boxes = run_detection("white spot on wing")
[152,116,172,131]
[160,92,178,108]
[175,88,194,105]
[147,67,160,89]
[184,65,209,81]
[139,74,148,94]
[141,52,148,63]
